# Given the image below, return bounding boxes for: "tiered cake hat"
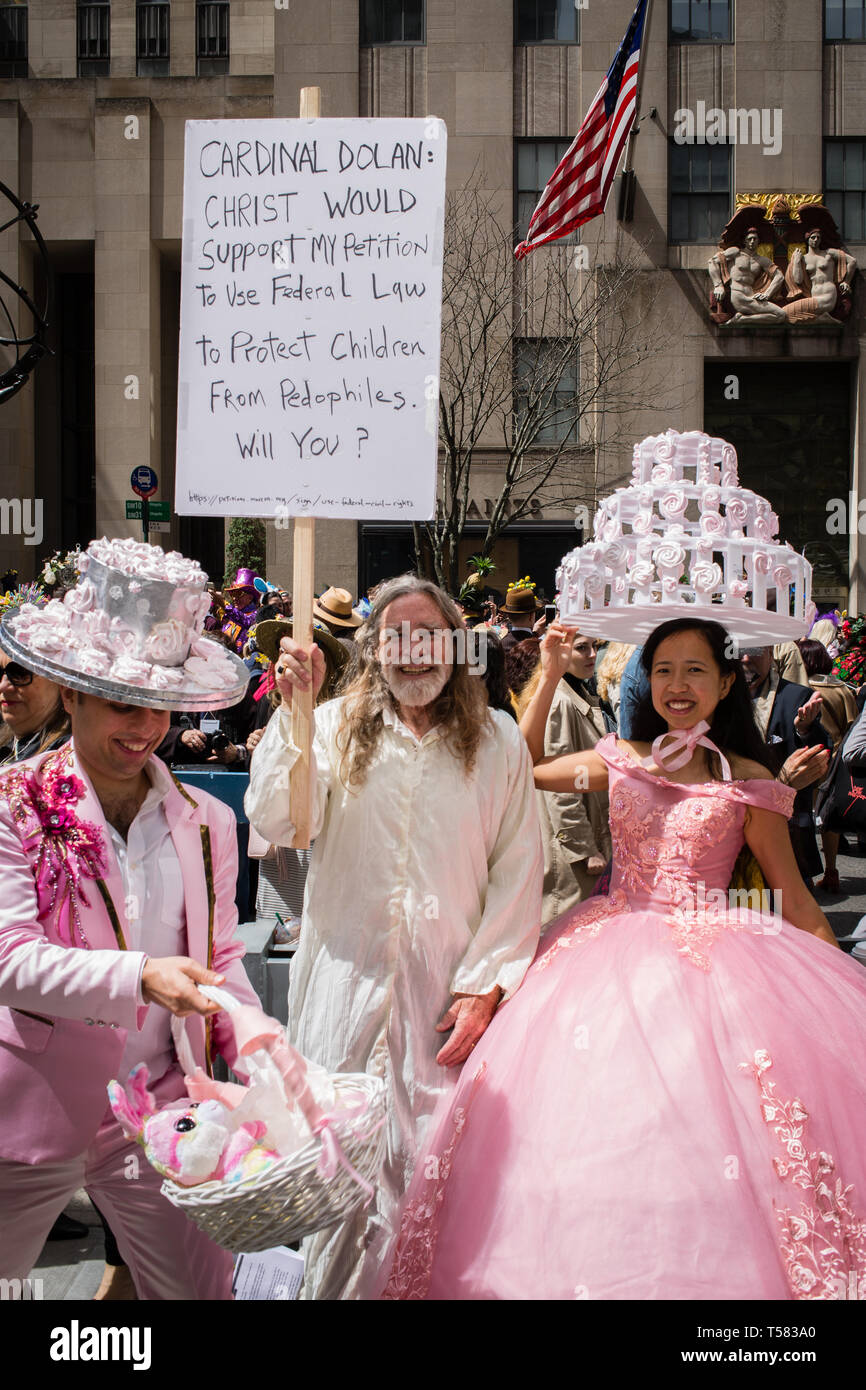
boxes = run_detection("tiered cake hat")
[0,537,249,710]
[556,430,814,644]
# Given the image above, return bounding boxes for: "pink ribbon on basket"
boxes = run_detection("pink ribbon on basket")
[225,999,384,1207]
[644,719,732,782]
[312,1102,385,1206]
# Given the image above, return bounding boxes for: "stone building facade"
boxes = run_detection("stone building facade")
[1,0,864,610]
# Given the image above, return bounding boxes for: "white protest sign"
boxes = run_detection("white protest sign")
[175,117,446,521]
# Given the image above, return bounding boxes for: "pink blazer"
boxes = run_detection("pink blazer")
[0,744,260,1163]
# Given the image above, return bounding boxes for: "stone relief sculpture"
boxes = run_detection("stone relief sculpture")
[708,228,787,323]
[708,195,857,327]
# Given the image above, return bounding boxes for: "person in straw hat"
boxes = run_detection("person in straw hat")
[312,586,364,651]
[246,572,543,1299]
[0,537,261,1299]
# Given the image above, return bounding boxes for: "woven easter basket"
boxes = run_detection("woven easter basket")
[159,1072,387,1253]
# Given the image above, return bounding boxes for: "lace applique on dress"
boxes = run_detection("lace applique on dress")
[741,1049,866,1299]
[534,889,630,972]
[382,1063,487,1301]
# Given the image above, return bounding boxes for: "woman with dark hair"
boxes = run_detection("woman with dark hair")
[477,629,516,721]
[383,617,866,1302]
[503,636,540,706]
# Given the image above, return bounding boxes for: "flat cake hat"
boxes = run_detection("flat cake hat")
[0,537,249,710]
[556,429,814,645]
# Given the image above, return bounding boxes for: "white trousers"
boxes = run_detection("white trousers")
[0,1117,234,1300]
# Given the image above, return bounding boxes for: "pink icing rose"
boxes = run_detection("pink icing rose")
[726,497,749,530]
[63,580,96,614]
[79,609,110,638]
[691,561,723,595]
[108,656,152,685]
[144,619,189,667]
[653,540,687,574]
[628,562,656,592]
[603,541,629,571]
[654,433,677,465]
[28,628,68,656]
[659,489,688,521]
[700,511,726,538]
[75,649,112,677]
[183,654,238,690]
[651,462,674,483]
[149,665,186,690]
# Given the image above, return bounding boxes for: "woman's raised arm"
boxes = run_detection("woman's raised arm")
[519,623,578,764]
[518,622,610,794]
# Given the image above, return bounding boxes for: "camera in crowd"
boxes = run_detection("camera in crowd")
[202,730,231,756]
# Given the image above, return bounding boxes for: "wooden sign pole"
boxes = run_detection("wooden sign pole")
[288,85,321,850]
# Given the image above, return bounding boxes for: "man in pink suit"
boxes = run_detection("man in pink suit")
[0,539,260,1299]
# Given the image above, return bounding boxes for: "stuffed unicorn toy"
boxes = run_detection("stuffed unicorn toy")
[108,1065,280,1188]
[109,992,373,1196]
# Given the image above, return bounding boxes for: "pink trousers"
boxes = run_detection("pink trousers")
[0,1114,234,1300]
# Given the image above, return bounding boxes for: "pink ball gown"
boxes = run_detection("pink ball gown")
[382,734,866,1301]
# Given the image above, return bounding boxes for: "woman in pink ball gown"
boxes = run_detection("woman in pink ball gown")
[382,618,866,1301]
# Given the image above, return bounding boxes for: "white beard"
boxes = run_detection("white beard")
[383,664,450,708]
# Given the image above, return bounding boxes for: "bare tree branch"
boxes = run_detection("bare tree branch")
[415,181,672,590]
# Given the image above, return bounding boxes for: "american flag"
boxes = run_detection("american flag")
[515,0,650,260]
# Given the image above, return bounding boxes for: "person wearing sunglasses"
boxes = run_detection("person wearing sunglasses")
[0,652,70,766]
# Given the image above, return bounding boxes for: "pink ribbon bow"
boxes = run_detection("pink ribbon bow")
[644,719,732,782]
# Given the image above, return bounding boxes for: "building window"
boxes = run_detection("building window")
[515,0,578,43]
[671,0,732,42]
[78,1,109,77]
[825,140,866,241]
[670,142,731,242]
[0,2,27,78]
[516,139,576,241]
[137,0,169,76]
[825,1,866,39]
[360,0,424,44]
[197,0,228,74]
[515,340,579,446]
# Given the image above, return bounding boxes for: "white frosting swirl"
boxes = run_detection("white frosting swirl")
[653,540,687,573]
[108,656,153,686]
[183,653,239,690]
[63,579,95,614]
[691,561,723,594]
[144,618,189,666]
[76,649,112,677]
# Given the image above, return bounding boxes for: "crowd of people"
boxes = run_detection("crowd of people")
[2,547,866,1301]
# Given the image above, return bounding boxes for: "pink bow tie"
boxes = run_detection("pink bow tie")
[644,719,732,782]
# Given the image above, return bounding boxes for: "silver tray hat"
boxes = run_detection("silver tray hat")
[0,537,250,711]
[556,430,815,646]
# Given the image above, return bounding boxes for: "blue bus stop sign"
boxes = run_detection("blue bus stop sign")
[130,466,158,499]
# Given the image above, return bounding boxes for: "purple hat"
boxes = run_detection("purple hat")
[224,567,259,598]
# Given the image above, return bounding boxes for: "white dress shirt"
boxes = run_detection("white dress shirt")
[104,756,186,1084]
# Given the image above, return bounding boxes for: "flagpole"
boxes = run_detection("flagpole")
[621,0,655,174]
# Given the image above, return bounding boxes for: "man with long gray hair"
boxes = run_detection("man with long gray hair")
[246,574,543,1299]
